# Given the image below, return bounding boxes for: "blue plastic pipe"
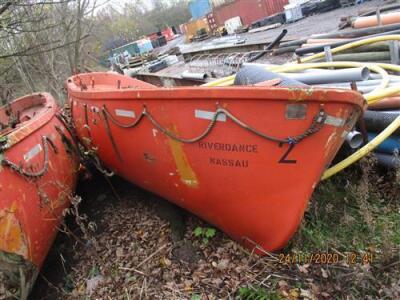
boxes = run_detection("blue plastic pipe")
[368,133,400,154]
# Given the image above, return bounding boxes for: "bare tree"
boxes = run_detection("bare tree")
[0,0,98,102]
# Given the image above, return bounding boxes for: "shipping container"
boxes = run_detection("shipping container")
[147,32,162,40]
[206,12,218,32]
[212,0,288,27]
[182,18,210,41]
[210,0,234,8]
[136,39,154,54]
[157,36,167,47]
[162,27,176,41]
[224,16,242,34]
[189,0,212,20]
[285,3,303,22]
[111,42,140,57]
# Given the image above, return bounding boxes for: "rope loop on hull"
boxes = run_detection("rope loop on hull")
[1,135,57,178]
[101,104,327,146]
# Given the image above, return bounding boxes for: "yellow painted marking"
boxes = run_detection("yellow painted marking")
[168,137,198,188]
[0,203,29,258]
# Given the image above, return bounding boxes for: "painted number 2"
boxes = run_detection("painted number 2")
[278,143,297,164]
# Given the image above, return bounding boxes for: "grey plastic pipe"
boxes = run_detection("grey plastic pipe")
[283,67,370,85]
[181,71,208,80]
[345,130,364,149]
[315,83,399,94]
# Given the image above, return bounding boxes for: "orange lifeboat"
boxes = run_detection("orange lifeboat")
[67,72,365,254]
[0,93,79,297]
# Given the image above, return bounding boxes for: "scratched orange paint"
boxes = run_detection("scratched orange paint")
[67,72,365,254]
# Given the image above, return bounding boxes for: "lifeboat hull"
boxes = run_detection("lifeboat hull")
[0,93,79,297]
[68,72,365,253]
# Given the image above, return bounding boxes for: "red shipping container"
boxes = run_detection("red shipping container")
[162,27,176,41]
[212,0,288,27]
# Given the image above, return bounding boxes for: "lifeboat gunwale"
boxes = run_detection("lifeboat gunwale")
[0,93,57,149]
[66,73,366,109]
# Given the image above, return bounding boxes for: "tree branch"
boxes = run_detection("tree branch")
[0,34,89,59]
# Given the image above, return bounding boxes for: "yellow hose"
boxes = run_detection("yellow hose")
[202,46,400,178]
[203,75,235,87]
[205,61,396,102]
[300,35,400,63]
[321,116,400,180]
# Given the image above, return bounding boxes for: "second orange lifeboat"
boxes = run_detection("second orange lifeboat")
[0,93,79,298]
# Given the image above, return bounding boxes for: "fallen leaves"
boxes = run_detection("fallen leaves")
[32,178,400,300]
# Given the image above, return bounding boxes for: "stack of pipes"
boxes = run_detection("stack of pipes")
[274,23,400,59]
[241,64,400,167]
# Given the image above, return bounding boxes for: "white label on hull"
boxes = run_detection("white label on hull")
[325,115,345,127]
[195,110,226,122]
[115,109,136,118]
[24,144,42,162]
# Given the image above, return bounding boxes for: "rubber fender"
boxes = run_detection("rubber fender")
[364,110,400,135]
[233,66,307,87]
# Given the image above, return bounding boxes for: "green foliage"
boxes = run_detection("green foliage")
[291,166,400,262]
[237,286,281,300]
[190,294,201,300]
[193,226,216,244]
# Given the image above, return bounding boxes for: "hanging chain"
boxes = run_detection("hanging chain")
[102,104,327,145]
[1,136,57,178]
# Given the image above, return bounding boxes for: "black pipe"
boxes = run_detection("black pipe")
[364,110,400,135]
[266,29,288,50]
[280,24,400,49]
[360,4,400,17]
[312,23,400,39]
[279,38,308,48]
[247,29,288,62]
[295,29,400,56]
